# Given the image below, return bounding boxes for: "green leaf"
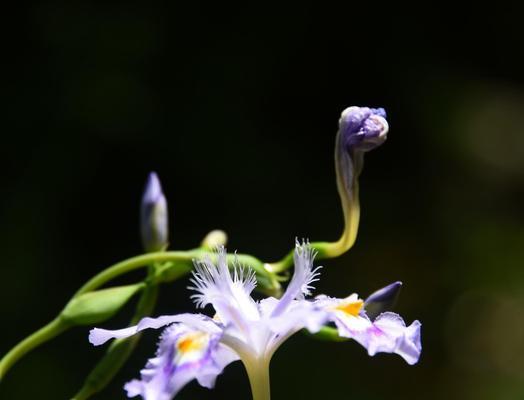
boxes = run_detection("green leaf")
[61,284,144,325]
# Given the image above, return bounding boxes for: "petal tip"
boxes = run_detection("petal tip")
[88,328,109,346]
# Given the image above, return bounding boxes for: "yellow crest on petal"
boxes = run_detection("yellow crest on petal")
[176,331,209,354]
[335,298,364,317]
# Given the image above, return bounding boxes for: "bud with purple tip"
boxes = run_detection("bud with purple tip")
[140,172,168,252]
[339,107,388,153]
[316,106,389,258]
[364,281,402,319]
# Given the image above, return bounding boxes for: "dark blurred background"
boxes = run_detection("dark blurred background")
[1,2,524,399]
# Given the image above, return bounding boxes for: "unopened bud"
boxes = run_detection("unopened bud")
[364,281,402,319]
[339,106,388,152]
[140,172,168,252]
[201,230,228,250]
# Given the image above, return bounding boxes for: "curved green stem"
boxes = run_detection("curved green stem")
[74,251,194,296]
[264,193,359,273]
[75,249,279,296]
[0,317,69,380]
[266,202,358,273]
[266,134,363,274]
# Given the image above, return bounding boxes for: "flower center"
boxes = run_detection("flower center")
[335,299,363,317]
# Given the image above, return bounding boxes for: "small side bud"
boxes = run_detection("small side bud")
[201,230,228,250]
[339,106,388,152]
[364,281,402,319]
[140,172,169,252]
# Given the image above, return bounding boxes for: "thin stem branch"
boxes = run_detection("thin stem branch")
[75,249,279,296]
[74,251,193,296]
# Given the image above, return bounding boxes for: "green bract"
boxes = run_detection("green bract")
[61,284,144,325]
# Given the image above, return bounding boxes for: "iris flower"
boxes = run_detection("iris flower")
[89,243,421,400]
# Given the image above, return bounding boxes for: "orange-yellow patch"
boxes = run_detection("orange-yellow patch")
[176,332,208,353]
[335,299,364,317]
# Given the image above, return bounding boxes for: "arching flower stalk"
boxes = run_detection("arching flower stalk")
[266,106,390,273]
[89,242,421,400]
[326,106,389,257]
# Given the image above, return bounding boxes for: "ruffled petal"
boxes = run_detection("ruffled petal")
[371,313,422,365]
[124,323,237,399]
[331,309,421,365]
[319,294,422,365]
[89,313,220,346]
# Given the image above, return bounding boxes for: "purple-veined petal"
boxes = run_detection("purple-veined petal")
[196,344,240,388]
[315,294,422,365]
[89,313,220,346]
[319,293,422,364]
[332,313,373,337]
[329,308,421,365]
[124,323,237,399]
[371,313,422,365]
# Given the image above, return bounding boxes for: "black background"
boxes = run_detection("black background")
[1,2,524,399]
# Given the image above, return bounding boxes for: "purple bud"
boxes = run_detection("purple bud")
[339,106,388,152]
[364,281,402,319]
[140,172,168,252]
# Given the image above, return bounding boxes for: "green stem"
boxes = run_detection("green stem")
[74,251,194,296]
[264,191,358,274]
[244,358,271,400]
[0,317,69,380]
[266,139,362,273]
[75,249,279,297]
